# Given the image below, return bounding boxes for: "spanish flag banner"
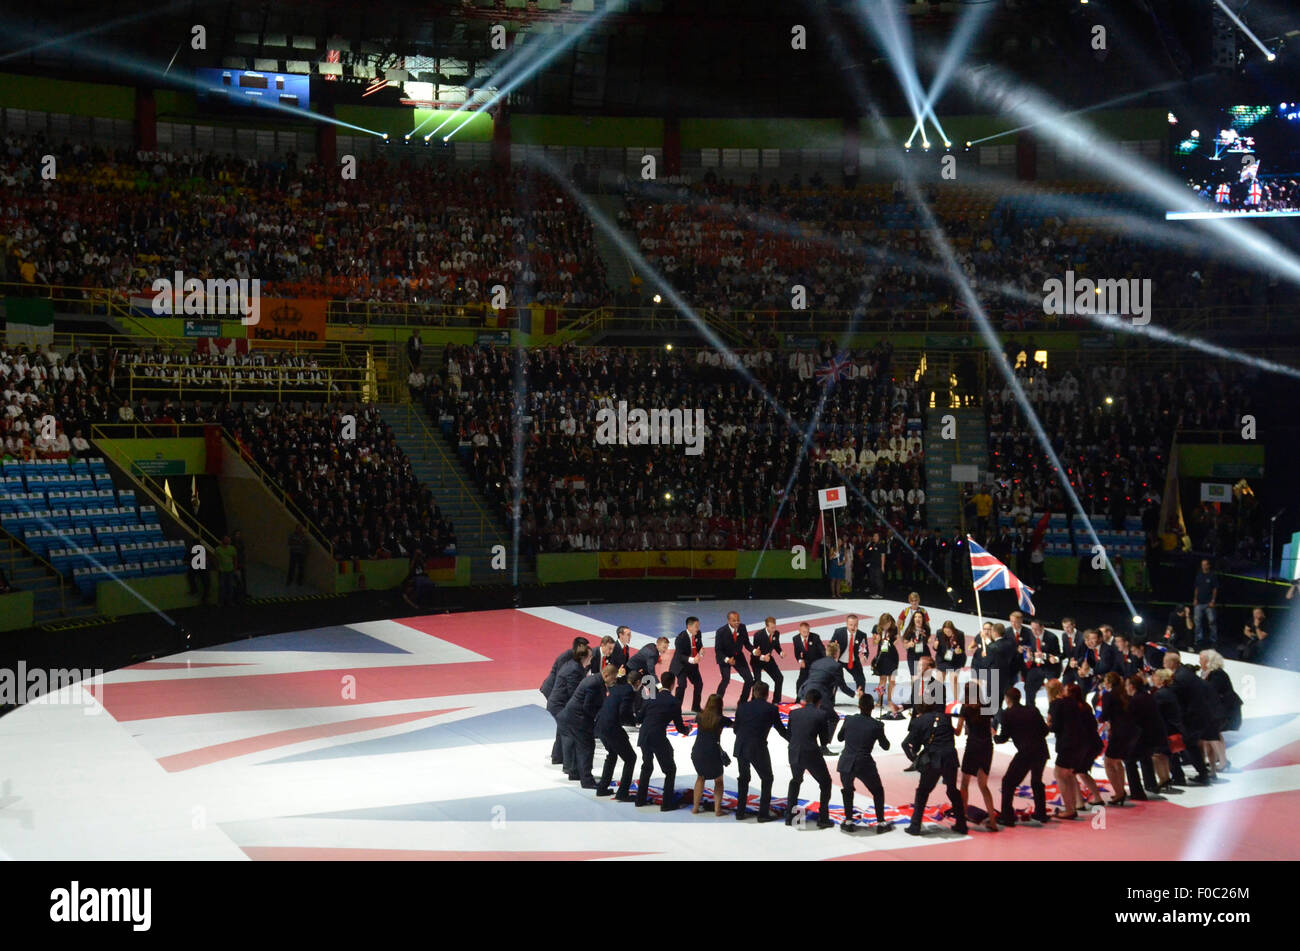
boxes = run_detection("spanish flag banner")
[598,551,649,578]
[691,550,737,579]
[646,550,691,578]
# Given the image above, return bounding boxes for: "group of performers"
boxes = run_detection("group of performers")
[539,597,1243,835]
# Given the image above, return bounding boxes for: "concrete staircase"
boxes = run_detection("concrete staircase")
[0,535,98,626]
[377,403,536,587]
[923,407,989,534]
[589,193,638,298]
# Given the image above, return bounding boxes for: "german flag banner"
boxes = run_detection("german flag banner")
[691,550,737,579]
[426,556,458,583]
[646,550,691,578]
[598,551,648,578]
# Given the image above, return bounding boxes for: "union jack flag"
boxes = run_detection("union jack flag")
[1003,309,1036,331]
[815,354,851,387]
[1215,183,1230,204]
[967,536,1036,614]
[1247,182,1262,206]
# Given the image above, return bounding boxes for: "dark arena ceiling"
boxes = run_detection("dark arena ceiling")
[3,0,1298,117]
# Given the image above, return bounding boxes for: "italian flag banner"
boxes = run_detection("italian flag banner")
[4,298,54,348]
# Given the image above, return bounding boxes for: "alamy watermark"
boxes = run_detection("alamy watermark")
[1042,270,1151,326]
[0,662,104,713]
[151,270,261,325]
[594,402,706,456]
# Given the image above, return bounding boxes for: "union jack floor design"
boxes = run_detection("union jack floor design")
[1,597,1297,860]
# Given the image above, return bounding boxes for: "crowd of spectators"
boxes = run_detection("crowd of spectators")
[1,342,114,460]
[116,344,347,397]
[1,133,610,313]
[221,400,457,562]
[424,340,927,556]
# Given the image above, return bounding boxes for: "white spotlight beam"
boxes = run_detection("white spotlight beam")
[1211,0,1277,60]
[952,62,1300,290]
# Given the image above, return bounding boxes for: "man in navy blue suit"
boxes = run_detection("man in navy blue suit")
[635,671,690,811]
[733,682,789,822]
[715,610,754,705]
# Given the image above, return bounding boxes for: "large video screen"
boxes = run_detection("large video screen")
[1168,103,1300,219]
[194,67,311,113]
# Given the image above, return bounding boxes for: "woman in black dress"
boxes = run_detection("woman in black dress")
[690,694,733,816]
[1098,672,1139,805]
[871,613,904,719]
[1045,679,1082,819]
[935,620,966,703]
[1065,683,1105,808]
[956,681,999,831]
[901,610,933,682]
[1199,649,1240,773]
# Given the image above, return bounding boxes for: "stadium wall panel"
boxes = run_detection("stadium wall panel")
[0,590,34,632]
[0,73,134,119]
[94,573,194,616]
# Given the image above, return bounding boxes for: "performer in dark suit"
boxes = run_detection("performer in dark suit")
[540,636,591,700]
[546,644,591,775]
[559,666,607,788]
[1124,674,1165,800]
[595,636,619,677]
[995,686,1051,824]
[1059,617,1081,685]
[791,621,824,696]
[902,701,968,836]
[1111,634,1143,678]
[1018,617,1062,709]
[801,641,858,720]
[714,610,754,705]
[635,671,690,811]
[1165,652,1213,785]
[671,618,706,713]
[750,616,785,704]
[594,666,637,799]
[831,614,871,695]
[836,694,892,833]
[733,682,789,822]
[609,626,633,672]
[1072,629,1118,698]
[626,636,669,724]
[785,691,836,829]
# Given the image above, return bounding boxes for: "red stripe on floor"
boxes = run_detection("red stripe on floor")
[157,708,463,772]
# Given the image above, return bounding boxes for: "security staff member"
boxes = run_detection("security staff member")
[635,671,690,811]
[791,621,824,696]
[785,690,836,829]
[837,694,893,834]
[715,610,755,705]
[995,686,1051,825]
[831,614,871,695]
[559,665,606,788]
[750,617,785,703]
[594,666,637,799]
[733,681,789,822]
[902,701,968,836]
[547,643,592,776]
[671,618,706,713]
[1018,617,1062,709]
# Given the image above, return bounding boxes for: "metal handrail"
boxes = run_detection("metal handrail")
[89,424,225,553]
[123,362,365,403]
[399,401,504,547]
[0,525,68,615]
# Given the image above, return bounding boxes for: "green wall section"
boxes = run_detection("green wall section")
[1178,444,1265,478]
[334,557,470,592]
[95,574,196,616]
[93,438,208,476]
[333,105,494,142]
[737,551,822,580]
[537,552,599,583]
[0,73,134,119]
[0,590,34,632]
[681,118,842,150]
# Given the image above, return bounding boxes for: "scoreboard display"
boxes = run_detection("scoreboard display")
[194,68,311,112]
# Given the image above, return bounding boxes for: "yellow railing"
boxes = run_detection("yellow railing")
[123,362,368,403]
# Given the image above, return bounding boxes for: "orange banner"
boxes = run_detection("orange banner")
[248,298,327,349]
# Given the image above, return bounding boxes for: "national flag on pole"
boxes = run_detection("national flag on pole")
[818,486,848,510]
[967,536,1036,615]
[815,354,851,387]
[1247,182,1262,206]
[1215,183,1230,204]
